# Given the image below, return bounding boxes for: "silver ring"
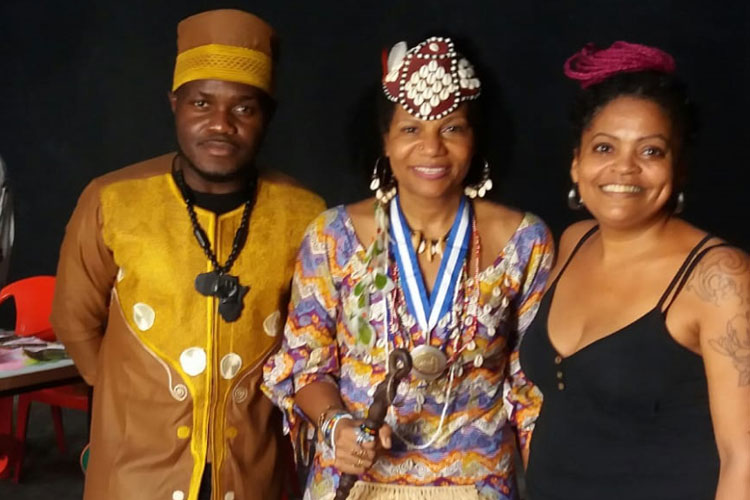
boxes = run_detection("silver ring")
[355,427,367,447]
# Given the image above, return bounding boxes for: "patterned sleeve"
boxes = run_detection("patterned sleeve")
[262,209,342,441]
[503,215,554,451]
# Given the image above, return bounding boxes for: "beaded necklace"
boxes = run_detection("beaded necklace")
[172,158,256,322]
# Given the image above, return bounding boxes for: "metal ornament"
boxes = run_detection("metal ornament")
[410,344,448,381]
[463,159,493,199]
[674,191,685,214]
[567,184,584,210]
[354,427,373,447]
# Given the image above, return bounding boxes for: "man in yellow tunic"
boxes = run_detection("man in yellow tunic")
[51,9,325,500]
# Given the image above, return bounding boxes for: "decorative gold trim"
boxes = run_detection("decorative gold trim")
[173,43,272,92]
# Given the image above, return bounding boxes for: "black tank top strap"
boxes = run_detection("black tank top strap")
[659,238,733,313]
[656,234,714,311]
[550,225,599,287]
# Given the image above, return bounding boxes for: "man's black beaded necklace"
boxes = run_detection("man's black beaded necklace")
[172,157,256,322]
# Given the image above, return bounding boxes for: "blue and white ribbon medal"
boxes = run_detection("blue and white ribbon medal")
[390,195,471,380]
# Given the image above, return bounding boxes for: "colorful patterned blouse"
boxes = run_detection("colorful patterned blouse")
[263,205,553,500]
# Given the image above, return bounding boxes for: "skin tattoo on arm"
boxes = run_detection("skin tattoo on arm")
[686,249,748,306]
[687,248,750,387]
[710,311,750,386]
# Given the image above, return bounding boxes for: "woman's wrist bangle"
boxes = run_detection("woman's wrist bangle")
[321,411,351,443]
[329,413,353,455]
[319,409,352,450]
[316,404,339,430]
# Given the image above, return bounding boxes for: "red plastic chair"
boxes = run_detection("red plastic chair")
[0,397,18,478]
[0,276,89,482]
[0,276,57,341]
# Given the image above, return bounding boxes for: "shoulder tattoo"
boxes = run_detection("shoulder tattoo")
[709,311,750,387]
[687,248,750,386]
[686,248,749,307]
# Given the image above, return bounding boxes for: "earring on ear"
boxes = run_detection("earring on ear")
[567,184,584,210]
[673,191,685,214]
[464,158,493,199]
[370,156,397,203]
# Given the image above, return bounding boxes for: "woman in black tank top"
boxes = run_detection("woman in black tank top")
[519,42,750,500]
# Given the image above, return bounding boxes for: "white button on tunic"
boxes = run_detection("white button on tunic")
[180,347,207,376]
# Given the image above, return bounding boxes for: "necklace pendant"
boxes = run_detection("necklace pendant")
[434,238,444,257]
[195,271,250,322]
[195,271,221,297]
[173,163,256,323]
[411,231,423,254]
[195,270,245,300]
[411,344,448,381]
[218,284,249,322]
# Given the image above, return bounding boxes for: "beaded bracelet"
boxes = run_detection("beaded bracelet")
[329,414,353,456]
[320,411,352,453]
[319,409,346,438]
[359,424,377,439]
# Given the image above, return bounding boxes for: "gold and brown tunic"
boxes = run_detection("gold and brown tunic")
[51,153,325,500]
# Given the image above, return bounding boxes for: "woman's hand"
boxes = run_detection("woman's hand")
[332,418,392,475]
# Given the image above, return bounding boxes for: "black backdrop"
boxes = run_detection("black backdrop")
[0,0,748,288]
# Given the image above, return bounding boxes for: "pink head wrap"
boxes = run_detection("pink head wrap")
[563,41,676,88]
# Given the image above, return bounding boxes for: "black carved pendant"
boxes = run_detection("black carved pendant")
[218,286,249,322]
[195,271,249,322]
[195,271,221,297]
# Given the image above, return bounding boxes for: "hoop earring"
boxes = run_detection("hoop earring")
[673,191,685,214]
[370,157,397,203]
[567,184,583,210]
[464,158,493,199]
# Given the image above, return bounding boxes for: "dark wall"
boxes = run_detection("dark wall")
[0,0,747,286]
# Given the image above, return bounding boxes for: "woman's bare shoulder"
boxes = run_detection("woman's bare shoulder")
[473,199,523,226]
[558,220,598,259]
[346,198,376,217]
[345,198,378,246]
[472,200,525,257]
[473,198,523,234]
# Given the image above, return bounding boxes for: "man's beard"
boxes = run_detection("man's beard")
[178,148,256,184]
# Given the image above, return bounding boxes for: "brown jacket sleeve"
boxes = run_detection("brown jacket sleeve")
[50,179,117,385]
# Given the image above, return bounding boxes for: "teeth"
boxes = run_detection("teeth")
[601,184,643,193]
[414,167,447,174]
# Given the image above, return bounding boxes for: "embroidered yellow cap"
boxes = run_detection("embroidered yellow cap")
[172,9,275,94]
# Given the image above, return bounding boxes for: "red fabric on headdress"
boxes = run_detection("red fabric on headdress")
[382,37,481,120]
[563,41,676,89]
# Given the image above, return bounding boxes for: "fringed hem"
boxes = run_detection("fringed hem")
[347,482,480,500]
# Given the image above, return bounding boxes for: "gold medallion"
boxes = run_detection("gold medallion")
[410,345,448,381]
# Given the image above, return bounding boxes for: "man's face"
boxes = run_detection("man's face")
[169,79,268,182]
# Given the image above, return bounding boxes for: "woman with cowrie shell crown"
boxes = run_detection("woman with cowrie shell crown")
[519,41,750,500]
[263,36,554,499]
